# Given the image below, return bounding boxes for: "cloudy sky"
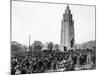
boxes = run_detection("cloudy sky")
[12,1,95,46]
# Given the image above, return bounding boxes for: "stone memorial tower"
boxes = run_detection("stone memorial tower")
[61,5,75,51]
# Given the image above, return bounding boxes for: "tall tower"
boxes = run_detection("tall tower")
[61,5,75,51]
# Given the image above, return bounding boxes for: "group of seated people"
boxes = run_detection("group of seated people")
[11,49,96,75]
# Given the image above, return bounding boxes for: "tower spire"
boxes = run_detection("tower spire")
[65,4,70,14]
[67,4,69,9]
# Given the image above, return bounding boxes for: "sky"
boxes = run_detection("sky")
[12,1,95,46]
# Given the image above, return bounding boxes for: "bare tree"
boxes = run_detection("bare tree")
[47,42,54,51]
[54,44,59,51]
[31,41,43,51]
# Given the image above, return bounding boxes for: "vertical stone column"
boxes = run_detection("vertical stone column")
[60,5,75,51]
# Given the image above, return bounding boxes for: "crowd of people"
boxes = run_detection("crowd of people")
[11,49,96,75]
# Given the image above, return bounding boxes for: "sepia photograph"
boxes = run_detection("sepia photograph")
[11,0,96,75]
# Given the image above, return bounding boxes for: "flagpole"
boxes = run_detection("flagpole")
[29,34,31,51]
